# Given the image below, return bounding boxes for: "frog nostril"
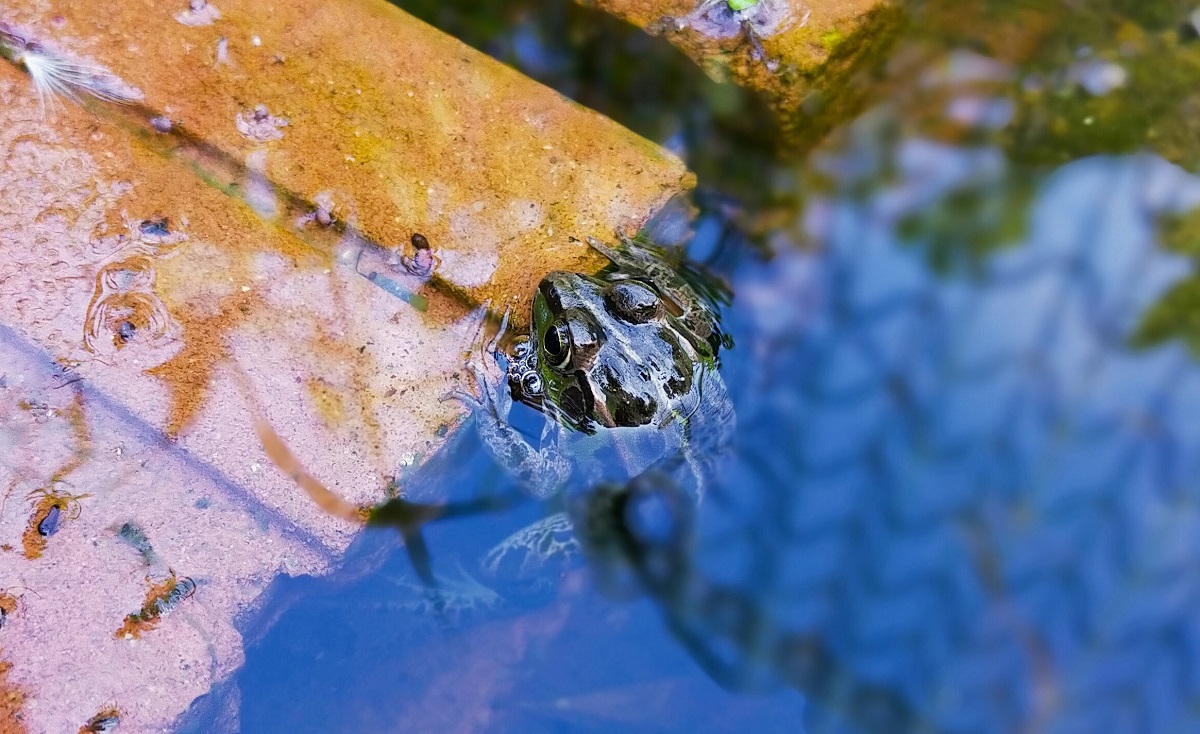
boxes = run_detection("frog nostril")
[538,278,565,312]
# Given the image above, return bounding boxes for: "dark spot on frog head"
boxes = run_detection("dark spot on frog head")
[558,377,595,427]
[665,368,692,398]
[139,217,171,237]
[598,364,658,426]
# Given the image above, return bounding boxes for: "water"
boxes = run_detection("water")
[181,1,1200,731]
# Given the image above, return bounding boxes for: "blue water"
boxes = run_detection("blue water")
[175,3,1200,732]
[188,143,1200,732]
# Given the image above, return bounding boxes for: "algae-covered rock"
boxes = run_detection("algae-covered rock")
[587,0,904,145]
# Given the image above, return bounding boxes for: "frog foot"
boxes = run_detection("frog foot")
[444,361,511,421]
[482,512,579,579]
[444,363,570,499]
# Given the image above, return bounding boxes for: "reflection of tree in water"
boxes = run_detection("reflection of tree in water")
[586,135,1200,731]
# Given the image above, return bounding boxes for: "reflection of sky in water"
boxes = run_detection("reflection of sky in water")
[699,150,1200,732]
[205,146,1200,733]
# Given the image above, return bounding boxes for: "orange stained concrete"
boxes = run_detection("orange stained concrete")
[1,0,690,308]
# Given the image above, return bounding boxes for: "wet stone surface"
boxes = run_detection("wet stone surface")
[590,0,899,135]
[0,0,691,728]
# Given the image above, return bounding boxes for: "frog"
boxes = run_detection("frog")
[648,0,807,72]
[447,234,735,577]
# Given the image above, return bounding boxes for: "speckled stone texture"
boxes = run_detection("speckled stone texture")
[0,0,691,729]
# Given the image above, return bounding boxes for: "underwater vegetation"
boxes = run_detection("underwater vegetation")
[21,485,91,560]
[114,571,197,640]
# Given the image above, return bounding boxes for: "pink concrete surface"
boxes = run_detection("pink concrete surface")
[0,1,690,727]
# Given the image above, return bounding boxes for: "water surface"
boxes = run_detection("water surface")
[189,1,1200,731]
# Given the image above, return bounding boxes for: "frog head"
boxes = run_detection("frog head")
[513,268,719,433]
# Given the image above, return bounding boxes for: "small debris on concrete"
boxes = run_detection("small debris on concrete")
[215,36,230,65]
[297,190,337,228]
[236,103,288,142]
[138,217,172,238]
[0,590,19,629]
[114,522,159,567]
[114,571,197,640]
[176,0,221,27]
[79,707,120,733]
[401,232,438,277]
[0,23,145,108]
[23,486,92,559]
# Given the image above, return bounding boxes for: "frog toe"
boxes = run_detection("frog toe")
[484,306,513,356]
[441,389,483,411]
[481,512,579,579]
[464,362,505,409]
[586,235,622,262]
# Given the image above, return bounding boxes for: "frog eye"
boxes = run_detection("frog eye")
[605,281,663,323]
[542,320,572,369]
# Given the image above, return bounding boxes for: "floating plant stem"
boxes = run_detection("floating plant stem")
[79,707,120,734]
[250,414,369,523]
[114,571,196,639]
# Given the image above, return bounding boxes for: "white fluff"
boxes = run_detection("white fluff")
[0,24,143,115]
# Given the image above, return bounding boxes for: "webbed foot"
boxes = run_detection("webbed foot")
[482,512,579,579]
[445,355,569,500]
